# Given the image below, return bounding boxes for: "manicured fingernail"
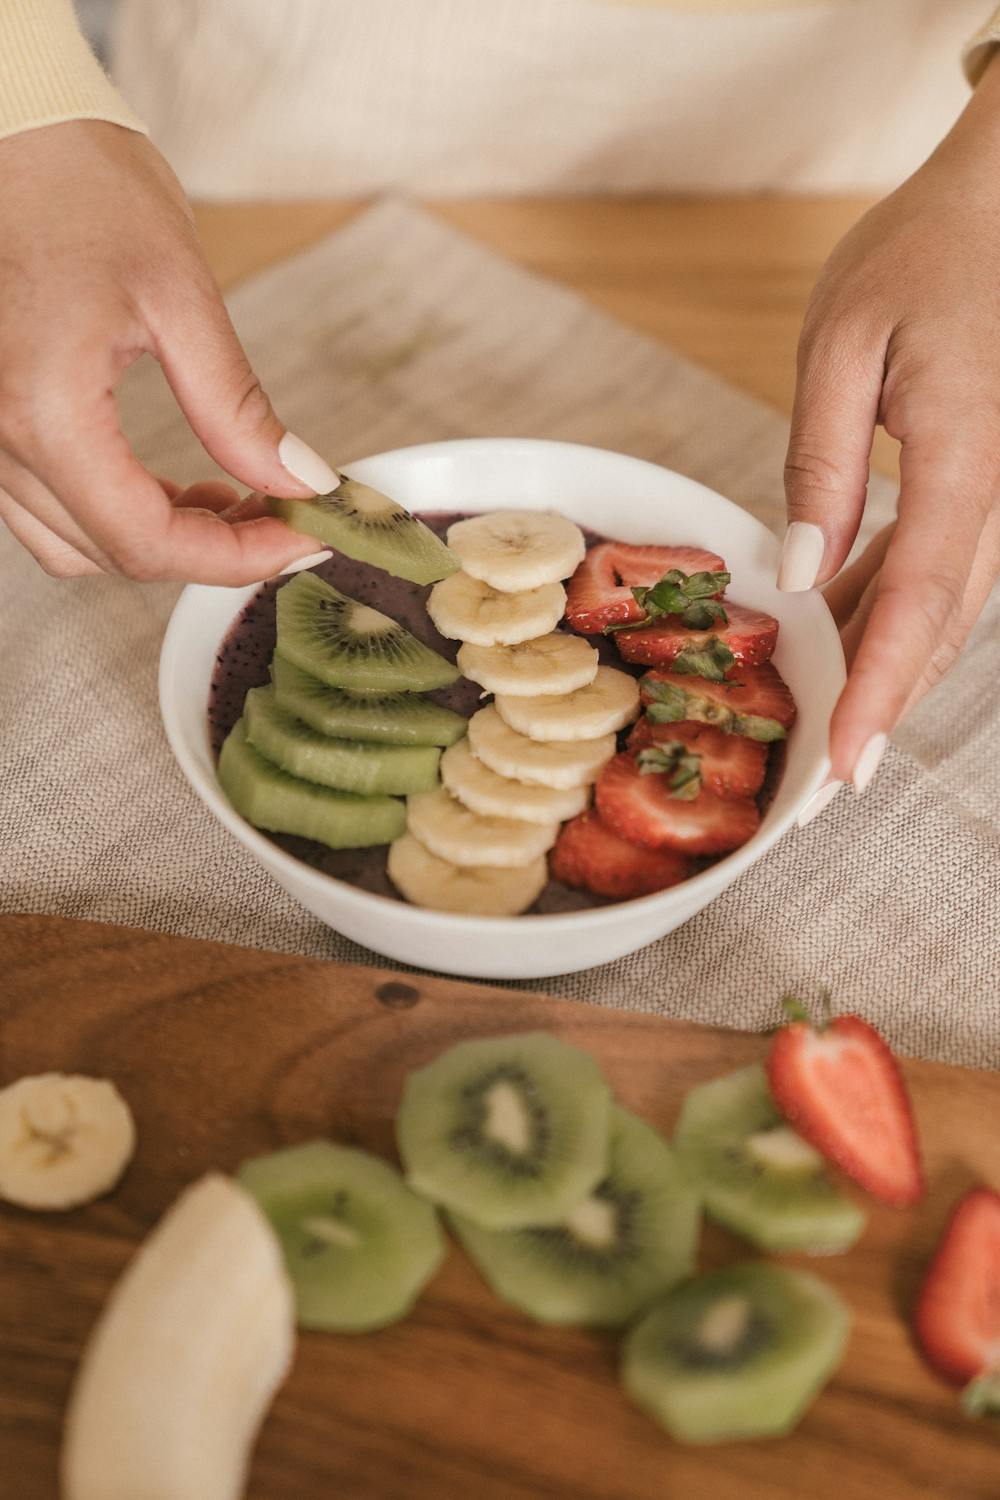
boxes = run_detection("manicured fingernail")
[278,433,339,495]
[777,522,825,592]
[852,732,887,794]
[797,780,842,828]
[277,550,333,577]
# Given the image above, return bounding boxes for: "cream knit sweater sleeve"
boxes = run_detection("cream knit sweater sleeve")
[965,7,1000,83]
[0,0,144,144]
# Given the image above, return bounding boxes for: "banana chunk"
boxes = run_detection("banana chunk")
[467,705,616,790]
[388,832,547,916]
[0,1074,135,1211]
[495,664,639,742]
[457,632,598,698]
[427,571,565,646]
[446,510,586,592]
[441,738,589,825]
[407,785,558,867]
[62,1174,295,1500]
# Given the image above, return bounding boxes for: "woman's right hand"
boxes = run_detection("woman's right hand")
[0,120,337,583]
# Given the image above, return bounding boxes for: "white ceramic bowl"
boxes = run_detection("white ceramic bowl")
[160,438,843,980]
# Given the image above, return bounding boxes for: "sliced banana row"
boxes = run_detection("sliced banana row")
[388,833,548,917]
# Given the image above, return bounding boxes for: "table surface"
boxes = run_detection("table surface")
[192,193,898,480]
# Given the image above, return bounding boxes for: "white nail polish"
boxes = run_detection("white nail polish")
[277,550,333,577]
[852,732,888,795]
[777,522,826,593]
[278,433,339,495]
[797,780,842,828]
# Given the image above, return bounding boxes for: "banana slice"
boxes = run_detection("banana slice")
[407,785,558,867]
[467,704,616,790]
[62,1173,295,1500]
[495,664,640,742]
[0,1074,135,1211]
[457,632,598,698]
[427,571,566,646]
[446,510,586,592]
[441,738,589,825]
[388,832,547,916]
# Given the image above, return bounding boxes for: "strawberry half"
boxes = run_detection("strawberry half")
[766,1004,924,1207]
[640,662,797,739]
[550,809,690,900]
[565,541,726,635]
[595,751,760,855]
[616,603,779,675]
[628,718,768,799]
[914,1188,1000,1400]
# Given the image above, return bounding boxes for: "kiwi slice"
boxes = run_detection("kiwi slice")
[269,477,459,585]
[271,654,467,747]
[218,718,405,849]
[396,1032,612,1230]
[243,685,440,796]
[673,1065,865,1254]
[276,572,459,694]
[238,1140,446,1331]
[450,1106,699,1326]
[621,1261,850,1443]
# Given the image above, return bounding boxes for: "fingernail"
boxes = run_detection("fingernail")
[797,780,842,828]
[777,522,825,592]
[852,732,887,794]
[277,549,333,577]
[278,433,339,495]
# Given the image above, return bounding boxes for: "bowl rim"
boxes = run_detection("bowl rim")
[159,436,844,934]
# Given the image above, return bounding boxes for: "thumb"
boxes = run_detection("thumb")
[780,316,884,592]
[149,262,338,498]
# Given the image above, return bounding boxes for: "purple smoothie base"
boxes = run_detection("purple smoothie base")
[208,514,785,915]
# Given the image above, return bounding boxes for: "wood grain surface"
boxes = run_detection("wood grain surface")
[2,914,995,1500]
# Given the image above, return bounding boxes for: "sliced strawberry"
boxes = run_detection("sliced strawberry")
[550,809,690,900]
[565,541,726,635]
[628,718,768,798]
[616,603,778,674]
[915,1188,1000,1390]
[766,1007,924,1207]
[640,662,797,739]
[595,751,760,855]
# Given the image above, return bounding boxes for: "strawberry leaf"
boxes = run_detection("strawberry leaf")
[961,1372,1000,1418]
[642,673,787,740]
[636,744,702,800]
[610,568,730,633]
[670,638,735,682]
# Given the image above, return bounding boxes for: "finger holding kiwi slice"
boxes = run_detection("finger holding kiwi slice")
[268,476,460,585]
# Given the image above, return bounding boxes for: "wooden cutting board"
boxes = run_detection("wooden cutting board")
[2,914,997,1500]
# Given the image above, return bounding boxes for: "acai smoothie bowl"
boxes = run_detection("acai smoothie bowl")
[159,438,844,980]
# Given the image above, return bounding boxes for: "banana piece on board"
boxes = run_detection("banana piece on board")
[446,510,586,592]
[0,1073,135,1211]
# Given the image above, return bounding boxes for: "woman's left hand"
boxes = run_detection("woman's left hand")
[782,52,1000,803]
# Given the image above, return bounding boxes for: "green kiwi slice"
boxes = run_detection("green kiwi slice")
[238,1140,446,1331]
[673,1064,865,1254]
[450,1106,699,1326]
[276,572,459,694]
[269,477,459,585]
[271,654,467,747]
[621,1261,850,1443]
[218,718,405,849]
[243,685,440,795]
[396,1032,612,1230]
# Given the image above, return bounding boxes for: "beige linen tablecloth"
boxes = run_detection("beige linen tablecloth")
[2,200,997,1066]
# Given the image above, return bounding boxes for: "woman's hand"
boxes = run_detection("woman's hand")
[783,54,1000,804]
[0,120,337,583]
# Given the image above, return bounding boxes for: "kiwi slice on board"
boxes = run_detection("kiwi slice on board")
[622,1261,850,1443]
[451,1105,699,1326]
[269,477,459,585]
[272,654,468,747]
[276,572,459,695]
[238,1140,446,1332]
[218,719,405,849]
[673,1064,865,1255]
[244,685,440,796]
[396,1032,612,1230]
